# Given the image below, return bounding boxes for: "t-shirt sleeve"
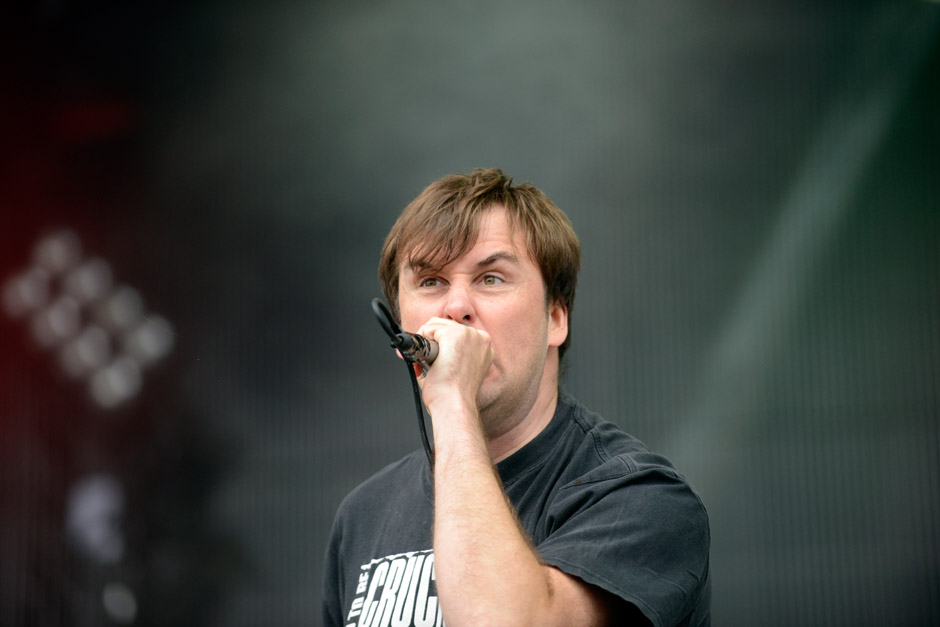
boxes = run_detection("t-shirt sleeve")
[535,457,710,627]
[321,527,343,627]
[322,501,349,627]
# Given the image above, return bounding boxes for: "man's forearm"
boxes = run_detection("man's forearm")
[431,403,553,627]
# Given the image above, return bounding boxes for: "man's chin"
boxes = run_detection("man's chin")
[474,371,498,405]
[476,389,496,415]
[475,386,504,426]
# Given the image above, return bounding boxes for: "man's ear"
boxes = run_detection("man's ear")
[547,300,568,348]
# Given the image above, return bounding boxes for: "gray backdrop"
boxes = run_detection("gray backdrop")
[1,1,938,625]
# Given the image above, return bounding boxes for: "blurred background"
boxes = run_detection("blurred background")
[1,1,938,625]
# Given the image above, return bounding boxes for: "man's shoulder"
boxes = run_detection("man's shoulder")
[558,393,662,461]
[542,394,711,627]
[555,393,693,485]
[325,449,435,585]
[337,449,428,516]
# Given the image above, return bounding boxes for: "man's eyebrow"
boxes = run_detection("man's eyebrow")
[406,251,520,274]
[474,251,520,269]
[405,259,439,274]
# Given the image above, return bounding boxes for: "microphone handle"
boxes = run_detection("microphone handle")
[394,332,438,368]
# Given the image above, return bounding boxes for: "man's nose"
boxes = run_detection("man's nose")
[442,284,474,324]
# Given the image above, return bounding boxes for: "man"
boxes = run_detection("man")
[323,169,710,626]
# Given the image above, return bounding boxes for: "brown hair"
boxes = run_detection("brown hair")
[378,168,580,360]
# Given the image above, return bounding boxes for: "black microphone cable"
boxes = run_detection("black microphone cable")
[371,298,434,465]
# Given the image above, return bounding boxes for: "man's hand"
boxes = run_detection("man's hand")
[414,316,493,424]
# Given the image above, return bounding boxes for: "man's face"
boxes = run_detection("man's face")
[398,207,568,430]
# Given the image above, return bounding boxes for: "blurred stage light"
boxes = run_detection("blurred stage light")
[65,473,126,565]
[2,229,174,409]
[63,258,113,304]
[123,315,175,367]
[30,294,81,347]
[1,266,50,317]
[102,581,138,624]
[60,325,112,378]
[34,229,82,275]
[90,356,142,409]
[94,286,144,332]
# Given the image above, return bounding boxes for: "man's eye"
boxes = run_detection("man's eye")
[481,275,503,286]
[420,278,440,288]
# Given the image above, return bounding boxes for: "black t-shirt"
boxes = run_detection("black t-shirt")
[322,393,710,627]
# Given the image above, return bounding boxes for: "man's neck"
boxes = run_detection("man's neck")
[485,367,560,464]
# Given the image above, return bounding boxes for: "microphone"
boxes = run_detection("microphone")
[393,332,438,370]
[371,297,436,463]
[371,298,438,371]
